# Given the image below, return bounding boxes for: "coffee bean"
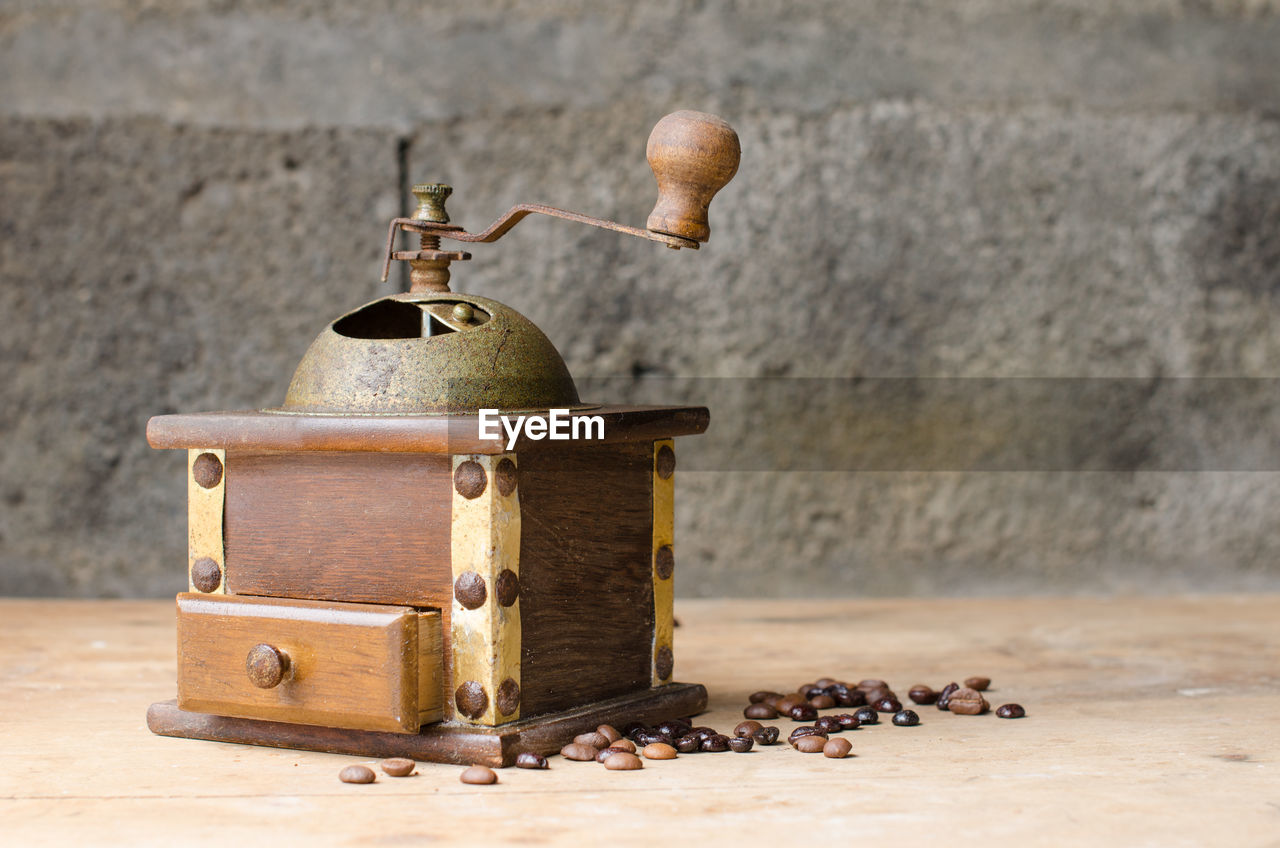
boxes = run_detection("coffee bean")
[908,685,938,705]
[744,703,779,720]
[856,679,888,691]
[379,757,415,777]
[560,743,600,761]
[622,721,647,738]
[873,696,902,713]
[864,688,896,705]
[701,734,731,752]
[809,694,837,710]
[794,735,827,753]
[823,737,853,758]
[515,752,549,769]
[608,738,636,753]
[339,765,376,784]
[597,724,622,743]
[749,690,780,704]
[789,726,827,745]
[892,709,920,726]
[996,703,1026,719]
[727,736,755,753]
[460,765,498,785]
[834,687,867,708]
[763,693,786,709]
[964,676,992,692]
[853,707,879,724]
[815,677,839,688]
[936,682,960,711]
[814,716,843,735]
[596,746,633,763]
[690,726,718,742]
[834,713,861,730]
[603,752,644,770]
[675,735,701,753]
[735,720,764,737]
[752,726,780,745]
[643,742,679,759]
[634,731,667,747]
[788,704,818,722]
[656,720,687,739]
[776,694,807,714]
[575,731,610,748]
[800,684,824,699]
[947,687,990,715]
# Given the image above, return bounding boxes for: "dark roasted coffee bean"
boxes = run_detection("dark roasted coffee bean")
[892,709,920,726]
[675,735,701,753]
[788,703,818,721]
[460,765,498,784]
[691,726,718,742]
[634,730,666,747]
[749,690,780,704]
[835,714,861,730]
[575,731,610,748]
[515,752,549,769]
[735,720,763,737]
[794,735,827,753]
[763,693,786,709]
[560,743,599,761]
[864,688,895,705]
[814,716,843,734]
[996,703,1026,719]
[815,677,838,688]
[823,737,852,758]
[873,696,902,713]
[727,736,754,753]
[643,742,679,759]
[964,676,992,692]
[936,682,960,711]
[799,683,823,698]
[380,757,415,777]
[809,694,837,710]
[339,765,376,784]
[776,694,807,714]
[701,734,731,753]
[947,687,990,715]
[596,746,629,763]
[908,685,938,705]
[603,752,644,770]
[752,726,780,745]
[656,720,687,739]
[789,726,826,744]
[621,721,647,738]
[856,679,888,692]
[744,703,779,720]
[853,706,879,724]
[835,687,867,708]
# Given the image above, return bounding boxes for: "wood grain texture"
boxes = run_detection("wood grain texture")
[147,405,709,453]
[517,442,654,717]
[4,597,1280,846]
[176,594,441,733]
[449,453,521,726]
[187,448,226,594]
[223,451,451,608]
[651,440,675,684]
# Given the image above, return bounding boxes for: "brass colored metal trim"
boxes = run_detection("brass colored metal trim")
[651,440,675,684]
[187,449,226,595]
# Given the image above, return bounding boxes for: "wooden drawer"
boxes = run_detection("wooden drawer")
[176,593,443,733]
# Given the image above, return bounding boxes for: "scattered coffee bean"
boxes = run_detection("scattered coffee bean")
[936,682,960,711]
[727,736,755,753]
[835,687,867,708]
[603,752,644,770]
[853,707,879,724]
[815,677,838,688]
[379,757,415,777]
[776,694,807,714]
[634,730,666,747]
[596,746,633,763]
[834,714,861,730]
[575,731,610,749]
[675,735,701,753]
[996,703,1026,719]
[338,765,376,784]
[608,738,636,753]
[763,693,786,709]
[964,676,992,692]
[752,726,780,745]
[701,734,731,753]
[788,703,818,721]
[864,688,896,705]
[823,737,853,758]
[856,679,888,692]
[735,720,763,737]
[656,720,687,739]
[892,709,920,726]
[947,687,990,715]
[597,724,622,743]
[873,696,902,713]
[515,752,549,769]
[800,683,824,698]
[749,690,780,704]
[908,685,938,705]
[622,721,647,738]
[744,703,779,720]
[814,716,843,735]
[643,742,679,759]
[460,765,498,785]
[560,743,599,761]
[794,735,828,753]
[809,694,837,710]
[691,726,718,742]
[789,726,827,745]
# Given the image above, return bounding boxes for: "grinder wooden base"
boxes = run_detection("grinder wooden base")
[147,682,706,768]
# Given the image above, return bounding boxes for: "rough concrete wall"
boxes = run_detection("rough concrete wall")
[1,1,1278,597]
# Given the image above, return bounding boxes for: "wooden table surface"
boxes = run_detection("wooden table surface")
[3,597,1278,846]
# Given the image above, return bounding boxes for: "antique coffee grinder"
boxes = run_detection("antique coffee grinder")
[145,111,740,766]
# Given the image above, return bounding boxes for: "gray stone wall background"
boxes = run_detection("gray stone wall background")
[2,1,1279,597]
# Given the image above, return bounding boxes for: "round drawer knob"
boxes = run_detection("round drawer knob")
[245,643,291,689]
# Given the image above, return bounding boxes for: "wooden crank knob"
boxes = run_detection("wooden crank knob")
[245,643,291,689]
[645,110,740,243]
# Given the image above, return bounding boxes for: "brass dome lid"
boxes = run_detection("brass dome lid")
[281,292,582,415]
